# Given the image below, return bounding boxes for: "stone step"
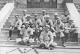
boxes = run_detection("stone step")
[0,1,6,3]
[0,40,79,46]
[14,8,64,11]
[3,12,63,28]
[11,11,64,15]
[0,1,6,10]
[0,6,3,9]
[3,22,11,28]
[0,31,9,40]
[0,29,78,46]
[12,10,64,13]
[1,28,9,31]
[56,41,79,46]
[13,9,64,12]
[0,3,6,6]
[0,31,19,40]
[0,4,5,8]
[0,40,17,45]
[12,8,64,13]
[2,8,64,40]
[65,42,78,46]
[0,29,75,41]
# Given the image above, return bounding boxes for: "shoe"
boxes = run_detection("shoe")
[62,44,66,47]
[7,37,11,41]
[48,47,53,50]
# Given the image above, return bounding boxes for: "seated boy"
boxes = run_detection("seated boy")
[8,15,22,40]
[39,25,57,49]
[16,22,35,45]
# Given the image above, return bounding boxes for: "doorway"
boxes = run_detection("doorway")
[27,0,57,8]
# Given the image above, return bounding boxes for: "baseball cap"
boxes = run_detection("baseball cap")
[45,25,50,28]
[54,13,58,15]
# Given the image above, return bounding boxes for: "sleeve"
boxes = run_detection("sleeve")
[19,20,22,26]
[29,19,33,23]
[40,32,44,40]
[20,29,24,35]
[22,16,26,23]
[15,21,18,26]
[50,20,53,26]
[37,19,42,25]
[29,28,35,35]
[60,23,64,30]
[71,24,75,28]
[49,31,53,39]
[10,19,15,26]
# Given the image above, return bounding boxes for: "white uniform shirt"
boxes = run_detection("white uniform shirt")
[40,31,53,43]
[64,23,70,33]
[43,19,53,26]
[20,27,35,38]
[10,19,22,30]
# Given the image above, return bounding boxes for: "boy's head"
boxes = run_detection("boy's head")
[42,10,46,16]
[44,25,50,32]
[54,13,58,19]
[25,22,29,29]
[57,19,61,25]
[44,15,50,21]
[34,14,38,20]
[15,15,19,21]
[23,10,27,16]
[26,15,31,21]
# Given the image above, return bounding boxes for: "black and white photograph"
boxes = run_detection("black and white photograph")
[0,0,80,54]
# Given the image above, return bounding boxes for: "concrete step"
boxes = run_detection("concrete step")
[14,8,64,11]
[0,3,6,6]
[0,4,5,8]
[56,41,78,46]
[0,0,6,4]
[12,8,64,13]
[3,13,63,28]
[2,8,65,40]
[0,6,3,9]
[0,40,17,45]
[0,31,9,40]
[0,29,78,46]
[15,4,27,9]
[0,31,19,40]
[0,1,6,10]
[3,22,11,28]
[0,40,79,46]
[1,28,9,31]
[65,42,78,46]
[0,30,73,43]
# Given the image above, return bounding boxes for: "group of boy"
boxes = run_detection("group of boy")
[8,10,78,49]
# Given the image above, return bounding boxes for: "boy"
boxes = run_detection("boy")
[40,25,57,49]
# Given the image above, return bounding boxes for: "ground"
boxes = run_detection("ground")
[0,46,80,54]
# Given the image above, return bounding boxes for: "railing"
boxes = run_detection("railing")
[0,3,14,32]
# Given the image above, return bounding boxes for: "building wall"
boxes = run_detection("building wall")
[13,0,80,9]
[57,0,64,8]
[73,0,80,3]
[14,0,27,4]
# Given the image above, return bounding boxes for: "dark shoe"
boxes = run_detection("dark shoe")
[48,47,54,50]
[7,37,11,41]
